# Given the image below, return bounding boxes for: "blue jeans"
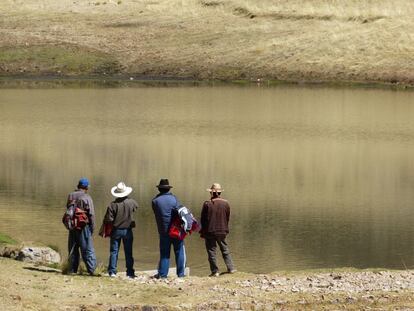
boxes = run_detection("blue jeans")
[158,234,186,278]
[108,228,134,277]
[68,226,96,274]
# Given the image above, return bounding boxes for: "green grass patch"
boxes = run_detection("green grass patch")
[45,262,60,270]
[0,233,18,245]
[0,45,123,75]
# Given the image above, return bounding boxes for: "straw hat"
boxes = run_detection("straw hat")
[111,182,133,198]
[207,183,223,193]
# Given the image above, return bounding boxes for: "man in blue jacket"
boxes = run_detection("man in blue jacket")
[152,179,186,278]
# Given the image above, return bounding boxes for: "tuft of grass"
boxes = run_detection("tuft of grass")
[60,257,106,276]
[94,262,107,276]
[0,233,18,245]
[60,257,71,275]
[77,262,88,275]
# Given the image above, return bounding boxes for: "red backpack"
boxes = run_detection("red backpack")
[62,199,89,231]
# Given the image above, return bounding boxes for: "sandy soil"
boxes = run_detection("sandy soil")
[1,0,414,85]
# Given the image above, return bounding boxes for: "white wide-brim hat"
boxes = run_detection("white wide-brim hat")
[111,181,133,198]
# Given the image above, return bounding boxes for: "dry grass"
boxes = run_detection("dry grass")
[0,0,413,84]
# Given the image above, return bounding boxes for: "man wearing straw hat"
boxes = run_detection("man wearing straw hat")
[200,183,236,277]
[103,181,138,278]
[152,178,186,278]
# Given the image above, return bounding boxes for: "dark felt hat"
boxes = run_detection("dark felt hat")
[156,178,173,189]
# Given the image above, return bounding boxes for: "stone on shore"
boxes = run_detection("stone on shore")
[138,267,191,277]
[17,246,61,264]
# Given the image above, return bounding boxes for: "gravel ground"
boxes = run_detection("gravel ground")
[1,257,414,310]
[94,269,414,310]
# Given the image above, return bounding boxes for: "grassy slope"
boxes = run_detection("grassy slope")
[0,0,413,84]
[0,45,122,75]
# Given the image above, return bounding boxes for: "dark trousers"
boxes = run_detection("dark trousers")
[68,226,96,274]
[205,234,234,273]
[158,234,186,278]
[108,228,135,277]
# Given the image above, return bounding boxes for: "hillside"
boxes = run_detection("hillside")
[1,0,413,85]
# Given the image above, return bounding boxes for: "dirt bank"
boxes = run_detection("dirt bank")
[1,0,414,86]
[1,257,414,310]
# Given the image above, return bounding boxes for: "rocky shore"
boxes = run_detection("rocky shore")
[1,256,414,311]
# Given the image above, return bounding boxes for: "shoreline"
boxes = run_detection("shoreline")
[2,233,414,310]
[0,75,413,91]
[1,257,414,310]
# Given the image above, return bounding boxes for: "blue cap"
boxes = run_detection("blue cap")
[78,178,90,188]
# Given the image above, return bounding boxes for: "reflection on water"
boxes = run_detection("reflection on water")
[1,84,414,275]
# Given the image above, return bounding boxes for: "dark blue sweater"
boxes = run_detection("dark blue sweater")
[152,192,180,235]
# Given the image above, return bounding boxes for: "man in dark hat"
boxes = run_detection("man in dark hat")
[65,177,97,275]
[152,179,186,278]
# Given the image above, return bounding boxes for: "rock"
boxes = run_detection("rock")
[345,296,356,303]
[142,306,166,311]
[16,246,61,264]
[227,301,241,309]
[10,294,21,301]
[178,303,193,310]
[316,282,332,288]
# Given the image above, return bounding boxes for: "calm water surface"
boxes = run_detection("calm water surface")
[1,84,414,275]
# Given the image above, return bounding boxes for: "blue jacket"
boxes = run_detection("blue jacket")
[152,192,180,235]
